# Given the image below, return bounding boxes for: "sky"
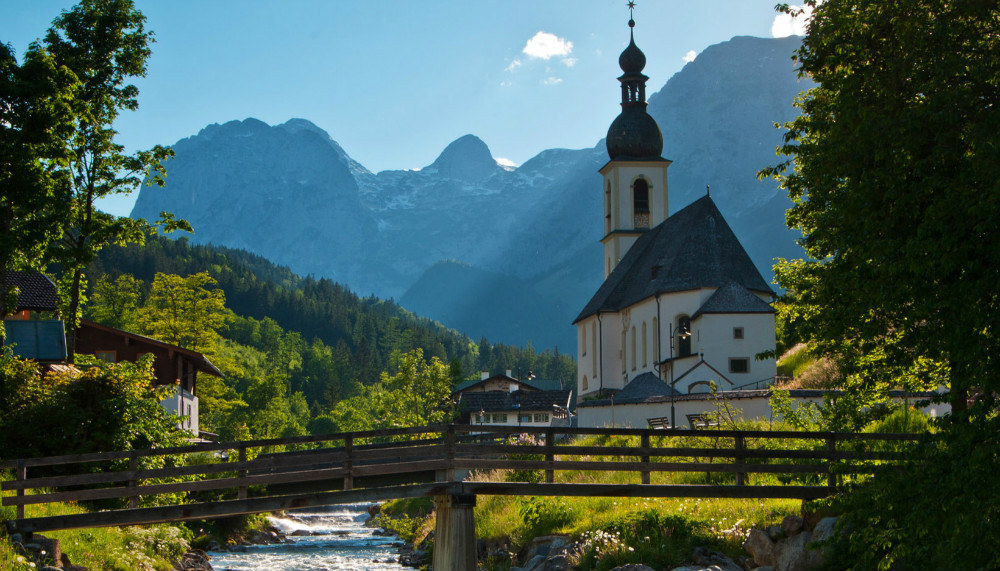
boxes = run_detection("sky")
[2,1,812,216]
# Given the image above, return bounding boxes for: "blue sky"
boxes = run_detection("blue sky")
[3,1,811,216]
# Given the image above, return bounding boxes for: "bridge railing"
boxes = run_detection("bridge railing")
[1,425,922,532]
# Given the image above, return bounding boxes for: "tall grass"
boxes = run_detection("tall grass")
[1,471,191,571]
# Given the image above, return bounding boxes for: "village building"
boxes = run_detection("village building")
[2,271,218,436]
[573,17,778,428]
[454,370,573,427]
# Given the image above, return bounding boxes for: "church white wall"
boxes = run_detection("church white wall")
[577,394,951,429]
[687,313,777,390]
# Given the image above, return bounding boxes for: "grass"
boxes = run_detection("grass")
[777,342,817,379]
[1,471,191,571]
[377,424,837,570]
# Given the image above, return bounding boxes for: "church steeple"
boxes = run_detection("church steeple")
[606,10,663,161]
[600,4,671,278]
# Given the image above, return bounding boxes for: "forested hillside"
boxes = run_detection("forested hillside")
[85,235,575,439]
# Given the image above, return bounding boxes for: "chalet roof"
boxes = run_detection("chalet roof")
[452,375,563,394]
[78,319,223,377]
[5,271,58,312]
[692,282,775,319]
[575,196,773,323]
[457,390,572,414]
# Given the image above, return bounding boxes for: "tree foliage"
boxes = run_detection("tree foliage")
[139,272,232,353]
[0,41,77,318]
[0,353,187,459]
[763,1,1000,567]
[39,0,187,356]
[764,0,1000,426]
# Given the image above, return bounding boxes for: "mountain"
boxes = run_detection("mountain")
[131,35,812,352]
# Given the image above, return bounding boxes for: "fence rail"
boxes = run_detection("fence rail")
[1,425,921,533]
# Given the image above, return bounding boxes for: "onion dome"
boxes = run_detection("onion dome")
[618,26,646,73]
[606,17,663,160]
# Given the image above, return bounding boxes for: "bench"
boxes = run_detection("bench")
[686,414,719,429]
[647,417,672,429]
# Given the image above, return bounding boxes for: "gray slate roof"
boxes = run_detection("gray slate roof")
[575,196,772,323]
[457,390,573,414]
[611,372,680,404]
[692,282,774,319]
[5,271,58,312]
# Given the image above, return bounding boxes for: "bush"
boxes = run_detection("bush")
[815,416,1000,570]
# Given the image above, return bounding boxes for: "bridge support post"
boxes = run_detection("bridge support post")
[432,494,476,571]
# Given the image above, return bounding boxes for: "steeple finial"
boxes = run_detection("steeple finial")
[628,1,636,28]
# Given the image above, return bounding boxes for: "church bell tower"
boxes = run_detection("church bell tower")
[600,9,671,278]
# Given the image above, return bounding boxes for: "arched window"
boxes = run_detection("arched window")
[582,325,587,356]
[642,322,647,367]
[582,375,589,391]
[605,181,612,233]
[591,322,598,375]
[652,317,659,362]
[633,178,650,228]
[631,326,637,370]
[688,381,713,394]
[677,315,692,358]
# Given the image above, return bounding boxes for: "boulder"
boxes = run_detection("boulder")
[765,525,783,541]
[775,530,812,571]
[781,516,805,536]
[691,546,744,571]
[610,565,656,571]
[743,528,777,567]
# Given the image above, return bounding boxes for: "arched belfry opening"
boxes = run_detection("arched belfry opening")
[633,178,650,228]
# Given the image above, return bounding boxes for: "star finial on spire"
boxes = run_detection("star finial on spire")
[627,1,636,27]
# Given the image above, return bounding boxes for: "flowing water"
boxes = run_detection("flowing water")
[207,503,409,571]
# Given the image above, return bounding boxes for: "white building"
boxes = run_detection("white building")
[574,17,777,427]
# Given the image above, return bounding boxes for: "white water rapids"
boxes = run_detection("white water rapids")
[207,503,409,570]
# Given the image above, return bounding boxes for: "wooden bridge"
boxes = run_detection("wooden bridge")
[1,425,917,571]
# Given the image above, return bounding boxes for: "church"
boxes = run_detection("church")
[574,14,778,427]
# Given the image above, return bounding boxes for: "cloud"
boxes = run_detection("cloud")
[505,59,522,73]
[771,3,817,37]
[499,80,512,87]
[523,31,574,59]
[542,76,563,85]
[682,50,697,63]
[563,57,578,67]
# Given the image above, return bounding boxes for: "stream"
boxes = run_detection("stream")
[207,503,410,571]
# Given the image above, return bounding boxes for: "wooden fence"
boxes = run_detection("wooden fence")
[0,425,920,533]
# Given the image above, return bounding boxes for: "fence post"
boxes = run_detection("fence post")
[344,435,354,491]
[734,434,746,487]
[545,429,555,484]
[128,452,139,509]
[446,425,456,481]
[640,432,650,485]
[826,435,837,488]
[238,444,248,500]
[15,460,25,521]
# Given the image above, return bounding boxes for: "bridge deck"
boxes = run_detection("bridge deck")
[1,425,918,534]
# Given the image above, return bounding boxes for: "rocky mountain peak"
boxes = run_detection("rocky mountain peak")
[424,134,501,182]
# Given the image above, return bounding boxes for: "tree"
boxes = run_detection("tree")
[329,348,454,432]
[139,272,232,353]
[0,41,77,319]
[763,0,1000,426]
[762,2,1000,567]
[86,273,143,329]
[41,0,187,358]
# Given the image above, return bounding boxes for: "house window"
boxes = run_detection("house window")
[492,413,508,423]
[519,413,533,423]
[533,413,549,422]
[729,358,750,374]
[582,375,589,391]
[582,326,587,356]
[652,317,659,362]
[733,327,744,340]
[95,351,116,363]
